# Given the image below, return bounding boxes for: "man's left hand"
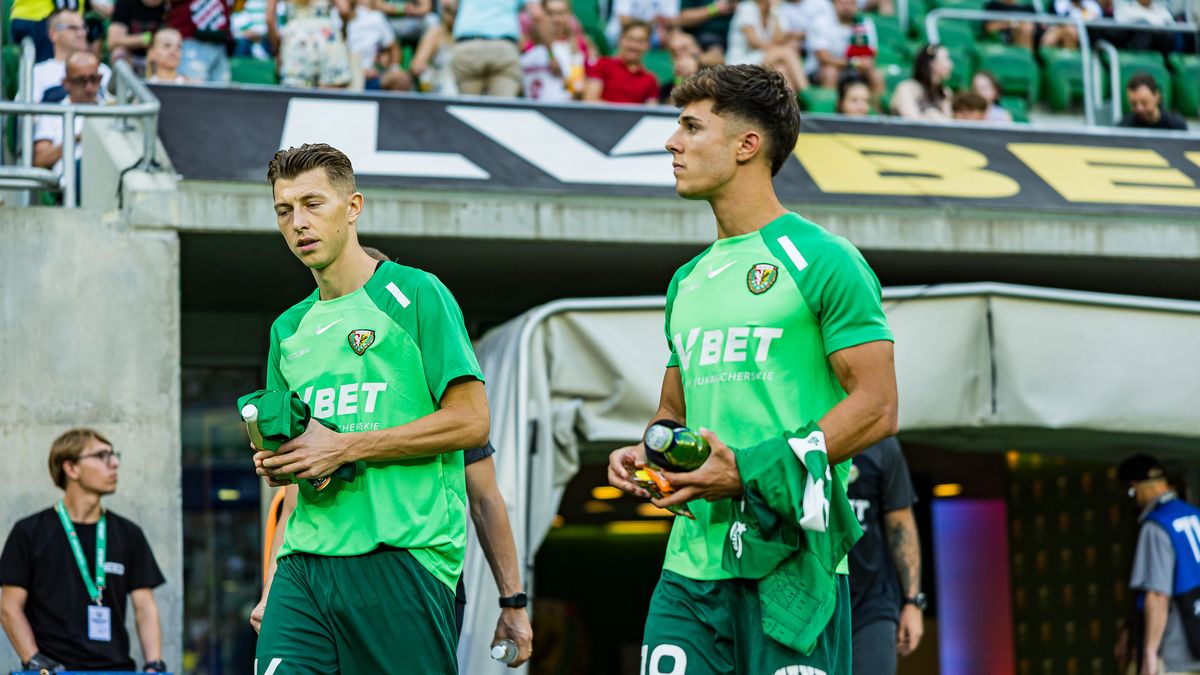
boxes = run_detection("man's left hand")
[494,607,533,668]
[260,419,351,480]
[653,429,742,509]
[896,604,924,656]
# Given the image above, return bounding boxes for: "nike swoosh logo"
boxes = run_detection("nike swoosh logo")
[315,319,342,335]
[707,261,737,278]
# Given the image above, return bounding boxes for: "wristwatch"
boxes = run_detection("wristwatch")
[903,592,928,611]
[143,660,168,672]
[499,592,528,609]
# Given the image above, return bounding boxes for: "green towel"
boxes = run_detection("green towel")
[722,425,862,655]
[237,389,357,486]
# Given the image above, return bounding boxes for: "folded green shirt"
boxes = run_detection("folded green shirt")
[237,389,357,485]
[722,426,862,655]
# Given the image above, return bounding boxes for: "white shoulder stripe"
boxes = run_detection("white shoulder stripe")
[386,282,411,308]
[776,235,809,272]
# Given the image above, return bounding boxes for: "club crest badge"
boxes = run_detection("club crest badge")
[747,263,778,294]
[848,464,860,485]
[347,329,376,356]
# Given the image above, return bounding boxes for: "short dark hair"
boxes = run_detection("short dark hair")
[952,91,989,114]
[1126,71,1160,94]
[621,19,652,38]
[267,143,356,194]
[49,428,111,489]
[836,73,870,113]
[671,64,801,176]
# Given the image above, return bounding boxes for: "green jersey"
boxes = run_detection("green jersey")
[662,213,892,580]
[265,261,483,590]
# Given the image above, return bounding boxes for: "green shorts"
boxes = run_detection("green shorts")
[255,547,457,674]
[642,570,850,675]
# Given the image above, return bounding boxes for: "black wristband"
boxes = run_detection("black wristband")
[144,659,168,672]
[24,653,64,672]
[499,592,528,609]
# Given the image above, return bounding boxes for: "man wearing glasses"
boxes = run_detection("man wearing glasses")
[32,9,113,104]
[32,51,105,200]
[0,428,167,673]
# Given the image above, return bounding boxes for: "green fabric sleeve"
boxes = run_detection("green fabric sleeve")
[810,238,893,356]
[413,273,484,402]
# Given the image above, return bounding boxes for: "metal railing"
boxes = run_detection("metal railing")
[0,38,160,207]
[926,8,1199,126]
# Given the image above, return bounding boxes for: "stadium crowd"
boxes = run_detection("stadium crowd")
[7,0,1195,192]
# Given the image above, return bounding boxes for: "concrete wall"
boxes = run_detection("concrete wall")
[0,208,181,671]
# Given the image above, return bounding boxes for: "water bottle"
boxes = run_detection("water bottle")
[491,639,518,665]
[644,422,711,472]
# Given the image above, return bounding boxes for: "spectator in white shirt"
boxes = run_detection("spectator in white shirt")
[520,0,589,101]
[1115,0,1176,51]
[32,10,112,103]
[727,0,809,91]
[810,0,882,95]
[336,0,411,90]
[33,52,104,198]
[606,0,680,49]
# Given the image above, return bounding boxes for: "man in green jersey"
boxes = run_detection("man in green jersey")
[608,65,899,675]
[251,143,490,674]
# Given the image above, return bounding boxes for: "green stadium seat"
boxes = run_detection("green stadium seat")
[975,42,1039,102]
[875,41,909,67]
[907,0,930,38]
[572,0,610,55]
[927,20,977,52]
[999,94,1029,122]
[1168,53,1200,117]
[230,57,278,85]
[945,44,973,90]
[800,86,839,113]
[2,44,19,100]
[1039,47,1085,111]
[934,0,988,10]
[1100,50,1171,112]
[643,49,674,87]
[868,13,906,55]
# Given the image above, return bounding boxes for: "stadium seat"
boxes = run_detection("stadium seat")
[934,0,988,10]
[1000,94,1029,122]
[1168,53,1200,117]
[907,0,930,38]
[571,0,610,55]
[643,49,674,87]
[927,20,977,52]
[230,57,278,85]
[869,13,907,54]
[1099,50,1172,112]
[800,86,839,113]
[975,42,1039,102]
[2,44,19,100]
[945,44,973,90]
[1039,47,1085,111]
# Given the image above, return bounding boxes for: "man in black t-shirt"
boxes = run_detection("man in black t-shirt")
[0,428,167,673]
[847,436,924,675]
[107,0,167,67]
[1121,72,1189,130]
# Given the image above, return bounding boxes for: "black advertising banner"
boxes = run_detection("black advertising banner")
[152,84,1200,217]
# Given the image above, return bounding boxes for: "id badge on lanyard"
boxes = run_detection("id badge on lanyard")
[55,501,111,642]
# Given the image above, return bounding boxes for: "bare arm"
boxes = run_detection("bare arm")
[822,340,898,463]
[466,458,522,596]
[583,77,605,102]
[251,485,296,633]
[33,139,62,169]
[106,22,152,50]
[265,0,280,54]
[408,24,442,76]
[679,1,734,28]
[741,24,771,50]
[130,588,163,665]
[1143,591,1169,673]
[260,378,490,480]
[0,586,37,663]
[883,508,920,598]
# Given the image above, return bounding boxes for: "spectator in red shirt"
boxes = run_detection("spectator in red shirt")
[584,20,659,105]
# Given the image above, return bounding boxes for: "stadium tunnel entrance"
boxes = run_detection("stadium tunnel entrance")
[178,233,1200,675]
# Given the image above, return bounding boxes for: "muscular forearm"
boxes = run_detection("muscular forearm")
[471,493,523,596]
[821,388,897,463]
[347,407,489,462]
[0,599,37,662]
[1144,591,1169,658]
[131,591,162,662]
[885,509,921,597]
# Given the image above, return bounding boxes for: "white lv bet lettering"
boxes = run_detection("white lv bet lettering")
[300,382,388,418]
[673,327,784,371]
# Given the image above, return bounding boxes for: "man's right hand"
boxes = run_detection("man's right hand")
[23,653,65,672]
[607,444,650,498]
[249,595,267,634]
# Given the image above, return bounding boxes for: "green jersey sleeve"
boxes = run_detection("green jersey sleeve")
[806,238,893,356]
[413,273,484,401]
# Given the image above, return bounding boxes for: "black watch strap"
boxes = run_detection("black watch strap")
[143,659,168,672]
[499,592,528,609]
[903,592,928,611]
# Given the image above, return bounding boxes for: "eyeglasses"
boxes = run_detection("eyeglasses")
[66,74,102,86]
[54,23,86,32]
[75,449,121,465]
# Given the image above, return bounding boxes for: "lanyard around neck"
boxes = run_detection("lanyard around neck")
[55,501,106,605]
